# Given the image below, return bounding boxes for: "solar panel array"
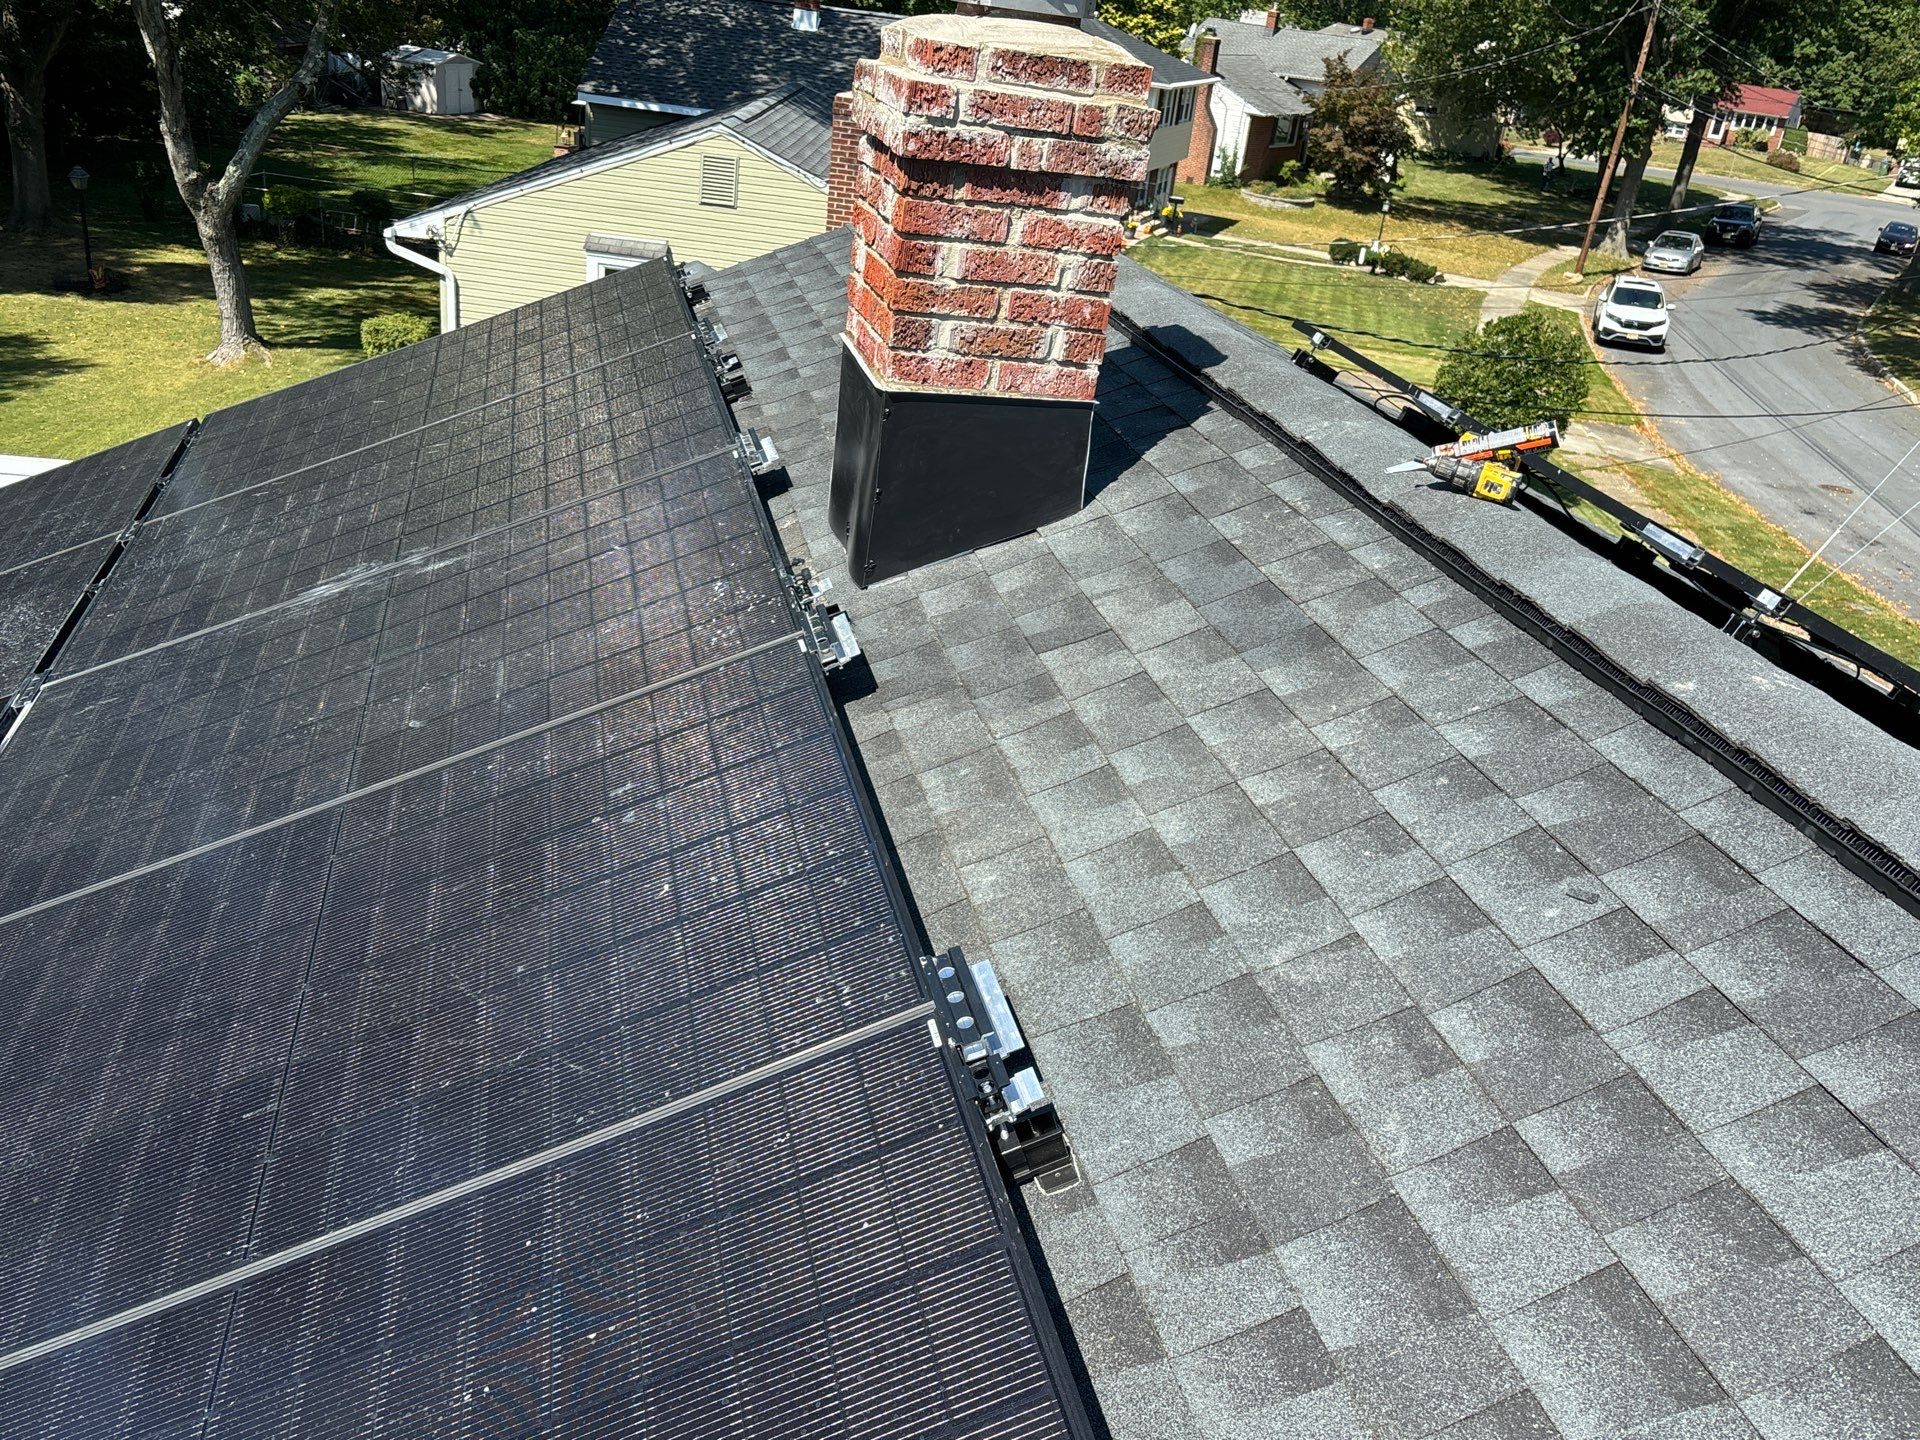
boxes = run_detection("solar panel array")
[0,260,1086,1439]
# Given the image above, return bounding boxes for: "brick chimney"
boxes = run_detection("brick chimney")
[826,93,859,228]
[1361,15,1375,32]
[1265,8,1279,33]
[828,14,1156,585]
[1177,33,1219,185]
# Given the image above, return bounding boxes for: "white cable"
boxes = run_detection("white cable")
[1791,485,1920,605]
[1780,434,1920,593]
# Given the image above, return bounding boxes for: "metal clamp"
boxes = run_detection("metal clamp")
[737,428,781,478]
[923,947,1076,1189]
[789,561,862,671]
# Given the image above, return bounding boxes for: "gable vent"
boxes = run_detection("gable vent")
[699,153,740,208]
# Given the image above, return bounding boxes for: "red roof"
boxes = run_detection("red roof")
[1721,84,1799,120]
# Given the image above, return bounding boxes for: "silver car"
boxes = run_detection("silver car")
[1642,229,1705,275]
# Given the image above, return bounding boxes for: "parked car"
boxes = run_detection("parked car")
[1591,275,1671,351]
[1642,229,1705,274]
[1877,221,1919,255]
[1705,203,1763,247]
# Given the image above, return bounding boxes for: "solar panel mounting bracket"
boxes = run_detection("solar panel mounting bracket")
[923,947,1078,1191]
[790,561,862,671]
[698,317,748,397]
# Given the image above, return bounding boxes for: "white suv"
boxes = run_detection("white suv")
[1591,275,1670,352]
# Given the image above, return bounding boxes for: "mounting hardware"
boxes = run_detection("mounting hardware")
[696,317,748,398]
[1754,587,1785,614]
[1640,521,1706,569]
[737,428,781,477]
[789,561,862,671]
[923,947,1077,1190]
[676,263,707,307]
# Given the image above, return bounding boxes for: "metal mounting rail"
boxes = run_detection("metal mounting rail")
[1109,312,1920,922]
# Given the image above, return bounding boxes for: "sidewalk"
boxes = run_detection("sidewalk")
[1479,246,1584,326]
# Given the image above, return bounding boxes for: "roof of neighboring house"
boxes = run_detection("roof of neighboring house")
[580,0,1206,115]
[1195,16,1387,116]
[1083,16,1215,87]
[0,252,1090,1436]
[392,83,834,235]
[1722,83,1801,119]
[705,225,1920,1439]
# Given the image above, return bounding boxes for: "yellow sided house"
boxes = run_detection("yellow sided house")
[385,85,832,328]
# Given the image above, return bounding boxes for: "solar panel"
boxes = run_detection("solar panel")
[0,257,1087,1437]
[0,423,185,575]
[0,538,112,700]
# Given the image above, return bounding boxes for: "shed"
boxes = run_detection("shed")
[383,46,480,116]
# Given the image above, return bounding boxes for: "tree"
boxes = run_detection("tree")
[1434,310,1591,430]
[0,0,76,231]
[1306,57,1410,203]
[1095,0,1199,53]
[131,0,342,364]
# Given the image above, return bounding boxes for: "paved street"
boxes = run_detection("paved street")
[1593,170,1920,610]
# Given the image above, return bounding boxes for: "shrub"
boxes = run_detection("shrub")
[361,312,435,357]
[1782,126,1810,155]
[1272,158,1307,187]
[1379,249,1441,283]
[348,188,396,234]
[1750,130,1771,151]
[1766,148,1802,172]
[1307,56,1411,203]
[1434,309,1591,429]
[1329,238,1365,264]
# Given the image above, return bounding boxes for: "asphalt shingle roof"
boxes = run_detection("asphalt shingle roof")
[581,0,1204,115]
[1197,16,1387,117]
[705,227,1920,1439]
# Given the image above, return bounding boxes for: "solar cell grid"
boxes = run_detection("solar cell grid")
[0,536,113,699]
[158,264,697,519]
[0,423,184,575]
[0,1027,1074,1440]
[61,343,734,673]
[0,452,787,916]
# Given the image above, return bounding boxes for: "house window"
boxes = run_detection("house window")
[699,153,739,208]
[1169,87,1196,126]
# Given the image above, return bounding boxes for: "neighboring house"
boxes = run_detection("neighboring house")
[1182,13,1389,183]
[1181,12,1498,183]
[576,0,1210,207]
[382,46,481,115]
[387,85,832,328]
[1664,85,1803,149]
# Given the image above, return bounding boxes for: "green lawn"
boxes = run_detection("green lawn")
[1131,235,1485,386]
[1,111,552,460]
[1176,154,1715,282]
[1862,258,1920,394]
[1649,137,1891,197]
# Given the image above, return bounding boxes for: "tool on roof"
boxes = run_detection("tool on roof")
[1386,421,1561,505]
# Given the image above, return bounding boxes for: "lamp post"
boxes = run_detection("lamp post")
[1370,196,1390,272]
[68,166,93,279]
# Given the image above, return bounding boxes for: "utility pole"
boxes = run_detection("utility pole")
[1575,0,1660,276]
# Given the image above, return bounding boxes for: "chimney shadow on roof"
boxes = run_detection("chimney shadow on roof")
[1085,325,1230,501]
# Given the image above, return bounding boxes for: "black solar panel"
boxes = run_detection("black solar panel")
[0,1027,1074,1440]
[0,424,185,575]
[0,537,111,700]
[0,257,1086,1437]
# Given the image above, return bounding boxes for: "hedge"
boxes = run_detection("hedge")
[1782,126,1809,155]
[1767,149,1802,172]
[1329,238,1364,264]
[1379,249,1442,283]
[361,312,436,357]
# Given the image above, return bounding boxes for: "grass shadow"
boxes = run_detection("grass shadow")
[0,331,95,404]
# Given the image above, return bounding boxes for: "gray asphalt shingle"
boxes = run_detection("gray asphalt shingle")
[706,229,1920,1440]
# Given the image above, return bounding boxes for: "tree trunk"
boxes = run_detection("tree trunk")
[132,0,340,366]
[198,211,268,365]
[0,0,74,232]
[2,78,51,229]
[1668,104,1711,215]
[1599,134,1653,258]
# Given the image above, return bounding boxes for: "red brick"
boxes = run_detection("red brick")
[890,352,992,389]
[995,361,1099,401]
[853,202,939,274]
[1061,257,1119,291]
[889,196,1011,245]
[887,276,1000,319]
[951,323,1049,360]
[891,122,1014,168]
[955,170,1074,209]
[1094,61,1154,101]
[1082,186,1132,217]
[982,48,1094,94]
[902,33,980,81]
[952,246,1060,286]
[1059,329,1107,364]
[1007,292,1111,329]
[1018,212,1125,258]
[959,86,1076,135]
[853,58,957,119]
